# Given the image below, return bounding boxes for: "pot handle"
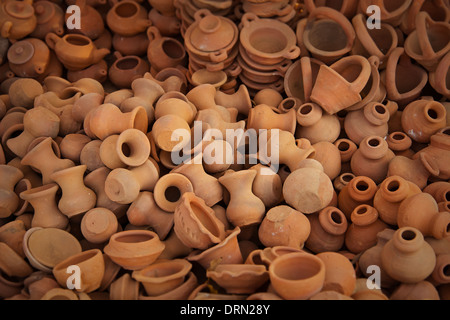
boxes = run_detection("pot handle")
[282,46,301,60]
[415,11,440,58]
[241,12,259,28]
[275,60,292,73]
[225,62,241,77]
[45,33,61,50]
[209,49,228,63]
[193,8,213,23]
[1,21,12,38]
[147,26,161,42]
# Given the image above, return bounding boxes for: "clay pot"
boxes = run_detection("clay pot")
[112,32,148,57]
[358,0,412,27]
[109,53,150,89]
[84,103,148,140]
[401,0,450,34]
[404,12,450,71]
[148,8,180,37]
[333,172,356,192]
[401,99,447,144]
[429,51,450,99]
[207,264,269,294]
[305,206,348,253]
[253,88,283,108]
[0,165,23,219]
[30,1,64,39]
[310,141,342,180]
[8,78,43,109]
[126,191,174,240]
[53,249,104,293]
[337,175,378,220]
[103,230,165,270]
[386,131,413,157]
[247,104,296,135]
[109,273,139,300]
[152,172,194,212]
[49,165,96,218]
[397,193,450,240]
[195,108,246,140]
[19,184,68,229]
[283,160,334,214]
[381,227,436,283]
[99,128,151,169]
[59,133,91,164]
[390,281,440,300]
[79,140,104,172]
[151,114,191,153]
[7,38,50,78]
[284,57,323,104]
[81,207,119,244]
[0,0,37,40]
[316,251,356,296]
[258,205,310,249]
[269,252,325,300]
[154,91,197,125]
[350,135,395,184]
[0,220,26,258]
[344,102,390,145]
[0,241,33,279]
[66,0,104,40]
[373,175,422,226]
[104,158,160,204]
[345,205,389,254]
[106,1,151,37]
[423,181,450,204]
[310,55,371,114]
[239,13,300,65]
[26,275,60,300]
[247,163,282,208]
[45,33,110,71]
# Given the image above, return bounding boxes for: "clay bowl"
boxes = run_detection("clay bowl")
[207,264,269,294]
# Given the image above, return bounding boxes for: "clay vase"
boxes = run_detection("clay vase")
[269,252,326,300]
[6,107,60,158]
[337,175,378,220]
[415,128,450,180]
[84,103,148,140]
[30,0,64,39]
[246,104,296,135]
[106,1,151,37]
[344,102,390,145]
[99,128,151,169]
[45,33,110,71]
[80,208,119,244]
[218,169,265,228]
[345,205,389,254]
[258,205,310,250]
[173,192,225,250]
[7,38,50,78]
[295,102,340,144]
[381,227,436,283]
[104,158,160,204]
[397,193,450,240]
[19,184,68,229]
[126,191,174,240]
[310,55,371,114]
[283,160,334,214]
[390,281,440,300]
[305,206,348,253]
[0,0,37,40]
[152,172,194,213]
[103,230,165,270]
[0,220,26,258]
[0,165,23,219]
[49,165,96,218]
[382,47,428,107]
[53,249,104,293]
[401,99,447,144]
[350,135,395,184]
[429,51,450,99]
[316,251,356,297]
[386,131,413,157]
[108,52,150,89]
[404,12,450,71]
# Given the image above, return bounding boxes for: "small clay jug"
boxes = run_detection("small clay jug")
[45,33,110,71]
[424,181,450,204]
[269,252,325,300]
[19,184,69,229]
[0,0,37,40]
[148,8,180,37]
[258,205,310,250]
[106,0,151,37]
[195,108,246,140]
[109,52,150,89]
[247,104,297,135]
[0,165,23,219]
[381,227,436,283]
[7,38,50,78]
[373,175,422,226]
[59,133,92,164]
[103,230,165,270]
[350,135,395,184]
[345,205,389,254]
[401,99,447,144]
[30,1,64,39]
[214,84,252,116]
[151,114,191,153]
[397,193,450,240]
[305,206,348,253]
[400,0,450,35]
[310,141,341,180]
[152,172,194,213]
[337,175,378,220]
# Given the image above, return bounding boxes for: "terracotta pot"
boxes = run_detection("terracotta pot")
[269,252,325,300]
[423,181,450,204]
[109,53,150,89]
[333,172,356,192]
[148,8,180,37]
[350,135,395,184]
[0,0,37,40]
[40,288,80,300]
[104,230,165,270]
[8,78,43,109]
[7,38,50,78]
[253,88,283,108]
[0,220,26,258]
[106,1,151,36]
[151,114,191,153]
[0,165,23,219]
[154,91,197,125]
[310,141,341,180]
[158,230,193,261]
[0,241,33,278]
[258,205,310,249]
[247,104,296,135]
[30,0,64,39]
[390,281,440,300]
[45,33,110,71]
[153,172,194,212]
[66,0,104,40]
[316,251,356,296]
[104,158,160,204]
[195,108,246,139]
[79,140,104,172]
[99,254,121,292]
[112,32,148,57]
[386,131,413,157]
[58,133,91,164]
[337,175,378,219]
[26,275,60,300]
[67,59,108,84]
[400,0,450,34]
[429,51,450,99]
[310,55,371,114]
[248,163,282,208]
[109,273,139,300]
[19,184,68,229]
[207,264,269,294]
[305,206,348,253]
[81,207,118,244]
[381,227,436,283]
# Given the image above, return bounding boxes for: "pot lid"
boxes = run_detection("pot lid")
[34,1,56,25]
[7,40,34,65]
[5,1,34,19]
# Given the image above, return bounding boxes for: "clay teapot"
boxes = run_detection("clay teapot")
[108,52,150,89]
[106,0,151,37]
[7,38,50,78]
[66,0,105,40]
[0,0,37,40]
[30,0,64,39]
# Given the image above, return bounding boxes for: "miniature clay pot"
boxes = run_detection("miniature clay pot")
[148,8,180,37]
[0,242,33,278]
[103,230,165,270]
[81,207,119,244]
[154,91,197,125]
[269,252,325,300]
[0,220,26,258]
[381,227,436,283]
[305,206,348,253]
[30,0,64,39]
[247,104,296,135]
[316,251,356,296]
[390,281,440,300]
[258,205,310,250]
[337,175,378,219]
[151,114,191,153]
[53,249,104,293]
[45,33,110,71]
[109,53,150,89]
[429,51,450,99]
[253,88,283,108]
[8,78,43,108]
[386,131,413,157]
[0,165,24,219]
[7,38,50,78]
[106,0,151,37]
[66,59,108,83]
[207,264,269,294]
[79,140,104,172]
[153,172,194,213]
[195,108,246,140]
[109,273,139,300]
[0,0,37,40]
[310,141,342,180]
[400,0,450,34]
[59,133,92,163]
[214,84,252,116]
[112,32,149,57]
[248,163,282,208]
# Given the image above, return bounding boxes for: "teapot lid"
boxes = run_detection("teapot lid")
[5,1,35,19]
[7,40,34,65]
[34,1,56,25]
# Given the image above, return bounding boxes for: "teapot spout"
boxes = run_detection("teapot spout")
[93,48,110,62]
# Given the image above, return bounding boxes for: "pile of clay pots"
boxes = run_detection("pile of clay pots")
[0,0,449,301]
